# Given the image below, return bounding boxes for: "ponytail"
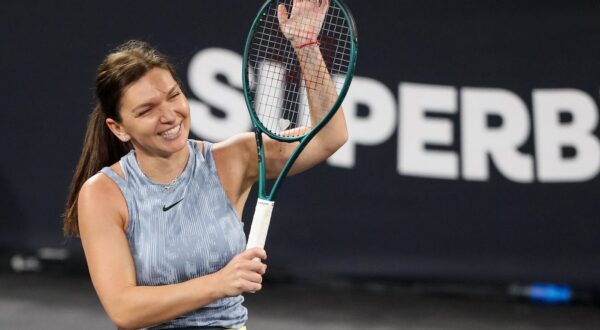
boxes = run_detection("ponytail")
[63,104,131,236]
[63,40,178,236]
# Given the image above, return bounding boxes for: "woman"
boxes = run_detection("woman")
[64,1,346,329]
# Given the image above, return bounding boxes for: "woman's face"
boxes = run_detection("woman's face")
[114,67,190,158]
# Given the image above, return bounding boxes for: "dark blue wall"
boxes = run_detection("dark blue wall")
[2,0,599,286]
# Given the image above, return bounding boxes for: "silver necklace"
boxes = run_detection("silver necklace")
[162,176,179,191]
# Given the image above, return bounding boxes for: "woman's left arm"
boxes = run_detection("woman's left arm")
[262,0,347,177]
[214,0,347,205]
[261,44,348,177]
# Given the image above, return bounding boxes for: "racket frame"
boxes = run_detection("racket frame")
[242,0,358,202]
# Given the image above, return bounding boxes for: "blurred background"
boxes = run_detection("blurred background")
[1,0,600,329]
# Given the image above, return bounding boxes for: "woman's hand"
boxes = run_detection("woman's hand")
[213,248,268,297]
[277,0,329,47]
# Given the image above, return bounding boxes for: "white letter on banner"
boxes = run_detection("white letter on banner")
[328,76,396,168]
[461,87,533,182]
[187,48,250,141]
[255,60,286,130]
[398,83,458,179]
[533,89,600,182]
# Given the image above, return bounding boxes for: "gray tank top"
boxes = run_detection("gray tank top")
[101,140,247,329]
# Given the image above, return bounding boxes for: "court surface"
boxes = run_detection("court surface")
[1,272,599,330]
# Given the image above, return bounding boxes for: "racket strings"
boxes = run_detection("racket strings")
[247,0,353,138]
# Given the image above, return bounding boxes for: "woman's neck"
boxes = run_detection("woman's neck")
[135,144,190,185]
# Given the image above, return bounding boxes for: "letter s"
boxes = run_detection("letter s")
[187,48,251,141]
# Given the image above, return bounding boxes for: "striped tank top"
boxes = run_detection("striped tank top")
[101,140,247,329]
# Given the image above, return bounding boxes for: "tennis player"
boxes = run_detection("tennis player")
[63,2,347,330]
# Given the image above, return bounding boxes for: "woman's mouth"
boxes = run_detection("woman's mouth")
[159,123,182,140]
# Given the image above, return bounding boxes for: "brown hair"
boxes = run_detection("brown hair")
[63,40,179,236]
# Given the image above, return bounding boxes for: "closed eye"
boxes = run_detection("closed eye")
[169,91,182,100]
[136,106,153,117]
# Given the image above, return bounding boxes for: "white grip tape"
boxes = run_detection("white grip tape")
[246,199,275,249]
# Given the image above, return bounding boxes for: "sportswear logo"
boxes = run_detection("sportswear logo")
[162,198,184,212]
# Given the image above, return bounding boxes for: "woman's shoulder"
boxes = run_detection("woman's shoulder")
[80,161,127,208]
[78,167,128,229]
[211,132,255,157]
[192,138,249,160]
[209,133,258,190]
[80,168,122,201]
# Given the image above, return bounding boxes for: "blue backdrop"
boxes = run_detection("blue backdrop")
[1,0,599,286]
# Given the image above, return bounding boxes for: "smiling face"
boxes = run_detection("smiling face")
[106,67,190,159]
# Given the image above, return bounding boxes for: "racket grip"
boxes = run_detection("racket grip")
[246,199,275,250]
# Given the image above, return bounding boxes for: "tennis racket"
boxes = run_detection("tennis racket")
[243,0,358,250]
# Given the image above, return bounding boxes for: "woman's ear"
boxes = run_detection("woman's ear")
[106,118,131,142]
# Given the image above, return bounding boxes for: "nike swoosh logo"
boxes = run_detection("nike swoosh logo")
[162,198,184,212]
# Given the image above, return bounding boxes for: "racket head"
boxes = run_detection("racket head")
[242,0,358,142]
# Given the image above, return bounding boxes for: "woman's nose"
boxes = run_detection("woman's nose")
[159,106,178,123]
